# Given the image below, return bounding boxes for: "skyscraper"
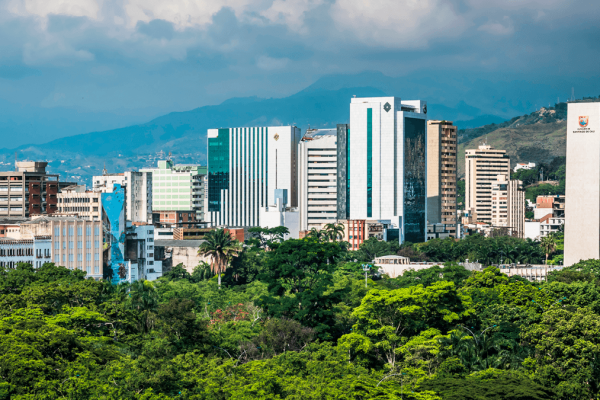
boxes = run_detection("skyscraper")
[465,145,510,224]
[564,102,600,266]
[298,128,338,231]
[207,126,301,227]
[491,174,525,237]
[348,97,428,243]
[427,120,457,235]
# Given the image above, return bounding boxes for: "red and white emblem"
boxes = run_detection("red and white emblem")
[579,116,589,128]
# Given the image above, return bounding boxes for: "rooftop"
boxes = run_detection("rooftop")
[155,239,205,248]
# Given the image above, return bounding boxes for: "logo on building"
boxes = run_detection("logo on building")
[274,133,280,141]
[579,116,589,128]
[383,102,391,112]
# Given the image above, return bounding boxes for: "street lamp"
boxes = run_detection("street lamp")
[361,263,371,288]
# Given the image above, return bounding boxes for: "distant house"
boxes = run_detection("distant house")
[513,162,536,173]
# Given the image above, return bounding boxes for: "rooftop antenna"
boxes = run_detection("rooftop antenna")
[102,163,107,176]
[353,95,356,98]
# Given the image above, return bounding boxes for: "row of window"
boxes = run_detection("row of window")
[54,240,100,250]
[54,253,100,263]
[54,226,100,237]
[0,248,32,256]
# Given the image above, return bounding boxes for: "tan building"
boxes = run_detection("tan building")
[57,185,102,221]
[0,162,74,218]
[427,121,457,235]
[491,175,525,237]
[465,145,510,224]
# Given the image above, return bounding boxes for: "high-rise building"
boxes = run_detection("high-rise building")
[94,171,153,223]
[140,161,205,221]
[427,120,457,235]
[565,102,600,266]
[298,129,338,231]
[0,162,74,218]
[491,175,525,237]
[465,145,510,224]
[57,185,102,221]
[348,97,428,243]
[207,126,301,227]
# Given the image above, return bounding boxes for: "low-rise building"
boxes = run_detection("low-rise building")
[0,236,51,269]
[513,162,536,173]
[154,239,208,274]
[125,224,161,281]
[57,185,102,220]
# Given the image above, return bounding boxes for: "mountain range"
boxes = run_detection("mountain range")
[0,71,594,185]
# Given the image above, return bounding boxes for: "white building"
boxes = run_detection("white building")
[125,223,162,282]
[491,175,525,238]
[94,171,153,223]
[207,126,301,227]
[513,162,536,173]
[57,185,102,221]
[0,236,51,269]
[298,129,338,232]
[259,194,300,239]
[540,215,565,238]
[140,161,205,222]
[564,102,600,266]
[349,97,428,243]
[524,221,541,240]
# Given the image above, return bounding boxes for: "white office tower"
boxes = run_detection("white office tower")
[93,171,153,223]
[349,97,428,243]
[207,126,301,227]
[298,129,338,231]
[564,102,600,266]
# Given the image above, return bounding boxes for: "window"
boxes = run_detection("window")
[69,227,74,236]
[54,241,59,250]
[62,241,66,250]
[94,226,99,236]
[78,227,82,236]
[86,226,91,236]
[62,254,66,262]
[147,245,153,250]
[86,240,91,249]
[63,227,66,236]
[55,255,59,264]
[86,253,91,261]
[94,240,99,248]
[78,241,82,249]
[94,265,99,274]
[147,238,153,242]
[148,261,154,265]
[69,241,73,249]
[78,254,82,262]
[69,254,73,262]
[54,227,60,237]
[94,253,99,261]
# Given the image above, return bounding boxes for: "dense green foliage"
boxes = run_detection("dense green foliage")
[512,156,565,202]
[0,236,597,399]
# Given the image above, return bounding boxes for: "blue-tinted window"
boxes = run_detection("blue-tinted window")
[403,117,427,243]
[208,129,230,212]
[367,109,373,218]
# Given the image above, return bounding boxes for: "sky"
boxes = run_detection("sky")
[1,0,599,146]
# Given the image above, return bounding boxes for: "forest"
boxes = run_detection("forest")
[0,228,594,400]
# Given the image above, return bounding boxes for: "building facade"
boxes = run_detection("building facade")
[0,162,74,218]
[57,185,102,220]
[207,126,301,227]
[426,120,457,236]
[94,171,153,223]
[348,97,428,243]
[259,195,300,239]
[491,175,525,237]
[298,129,338,231]
[465,145,510,224]
[0,236,51,269]
[140,161,205,221]
[564,102,600,265]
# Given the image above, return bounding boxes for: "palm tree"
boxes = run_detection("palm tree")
[307,227,324,242]
[324,223,345,242]
[129,280,159,333]
[198,229,242,289]
[540,235,556,264]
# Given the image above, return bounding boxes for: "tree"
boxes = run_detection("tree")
[198,228,242,289]
[540,235,556,264]
[324,223,345,242]
[129,280,159,333]
[162,263,191,281]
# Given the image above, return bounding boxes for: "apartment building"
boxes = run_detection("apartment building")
[0,162,74,218]
[348,97,428,243]
[491,175,525,237]
[93,171,153,223]
[140,161,205,222]
[298,129,338,231]
[57,185,102,220]
[427,120,457,236]
[207,126,300,227]
[0,236,51,269]
[465,145,511,224]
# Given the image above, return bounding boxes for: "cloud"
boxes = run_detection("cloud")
[478,19,514,36]
[256,55,290,70]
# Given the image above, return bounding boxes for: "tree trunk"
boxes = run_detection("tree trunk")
[545,253,548,264]
[218,271,221,289]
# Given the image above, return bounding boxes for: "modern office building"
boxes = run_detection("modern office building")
[427,120,457,236]
[298,128,338,231]
[0,162,74,218]
[564,102,600,266]
[207,126,301,227]
[140,161,205,222]
[465,145,510,224]
[491,175,525,237]
[347,97,428,243]
[57,185,102,220]
[93,171,153,223]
